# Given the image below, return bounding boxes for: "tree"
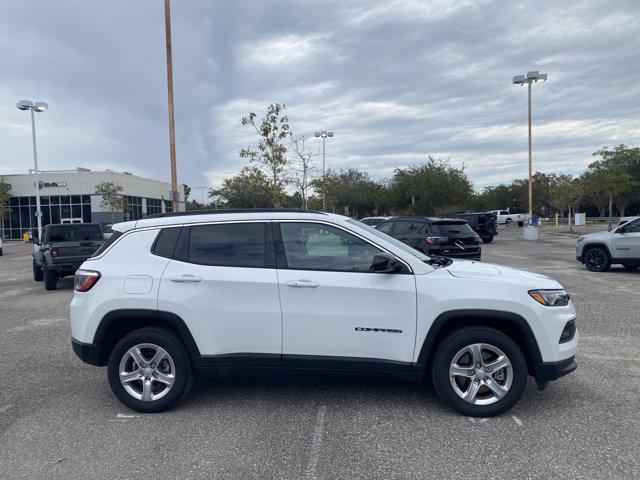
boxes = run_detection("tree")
[239,103,292,207]
[0,177,11,234]
[210,167,273,208]
[389,156,473,215]
[95,182,124,224]
[311,168,383,217]
[182,184,191,204]
[290,136,317,210]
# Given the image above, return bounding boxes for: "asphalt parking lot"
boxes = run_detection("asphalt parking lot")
[1,227,639,480]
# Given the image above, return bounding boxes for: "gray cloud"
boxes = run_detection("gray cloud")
[1,0,639,190]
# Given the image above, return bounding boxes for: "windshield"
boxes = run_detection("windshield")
[49,224,103,242]
[431,221,476,236]
[346,218,429,261]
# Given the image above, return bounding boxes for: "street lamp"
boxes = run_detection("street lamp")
[314,130,334,211]
[513,71,547,224]
[17,99,48,242]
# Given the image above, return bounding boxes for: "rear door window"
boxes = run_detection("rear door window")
[431,222,475,236]
[376,220,394,233]
[188,222,267,268]
[49,224,103,242]
[394,221,427,235]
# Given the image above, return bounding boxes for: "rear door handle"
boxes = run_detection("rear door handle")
[170,274,203,283]
[286,280,320,288]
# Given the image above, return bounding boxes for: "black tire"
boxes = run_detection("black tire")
[622,263,639,270]
[33,259,44,281]
[0,248,3,256]
[44,269,57,290]
[107,327,193,413]
[505,218,513,228]
[481,236,494,244]
[431,326,527,417]
[583,247,611,272]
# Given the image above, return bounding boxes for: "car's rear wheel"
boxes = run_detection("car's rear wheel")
[107,327,193,413]
[432,327,527,417]
[622,263,639,270]
[505,218,513,228]
[33,259,43,281]
[44,269,57,290]
[481,236,494,243]
[584,247,611,272]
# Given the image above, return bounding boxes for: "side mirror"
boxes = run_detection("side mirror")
[371,252,404,273]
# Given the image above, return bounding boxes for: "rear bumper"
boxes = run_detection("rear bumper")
[71,338,103,366]
[536,356,577,383]
[47,261,84,276]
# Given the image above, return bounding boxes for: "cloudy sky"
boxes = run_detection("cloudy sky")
[1,0,639,191]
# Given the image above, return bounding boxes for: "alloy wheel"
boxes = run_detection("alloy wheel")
[585,249,606,271]
[449,343,513,405]
[118,343,176,402]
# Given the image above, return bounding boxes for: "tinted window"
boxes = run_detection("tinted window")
[49,224,103,242]
[431,221,475,236]
[393,221,427,235]
[279,222,381,272]
[623,218,640,233]
[92,230,123,257]
[376,221,393,233]
[189,223,266,267]
[151,227,181,258]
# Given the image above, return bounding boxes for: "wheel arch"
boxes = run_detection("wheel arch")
[415,309,543,378]
[581,242,612,261]
[92,309,200,366]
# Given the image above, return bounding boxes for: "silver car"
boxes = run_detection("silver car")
[576,217,640,271]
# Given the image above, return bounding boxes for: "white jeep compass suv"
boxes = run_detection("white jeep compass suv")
[71,209,578,416]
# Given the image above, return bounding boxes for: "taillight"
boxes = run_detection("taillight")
[425,236,449,244]
[51,248,59,258]
[74,270,101,292]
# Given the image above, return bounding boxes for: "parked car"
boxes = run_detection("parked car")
[619,215,639,226]
[103,224,114,239]
[33,223,104,290]
[488,209,528,227]
[70,209,578,416]
[448,211,498,243]
[360,216,391,227]
[376,216,482,260]
[576,216,640,272]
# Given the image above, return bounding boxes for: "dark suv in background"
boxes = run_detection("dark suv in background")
[376,216,482,260]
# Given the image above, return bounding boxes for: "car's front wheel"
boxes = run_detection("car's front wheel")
[432,327,527,417]
[481,236,494,243]
[107,327,193,413]
[584,247,611,272]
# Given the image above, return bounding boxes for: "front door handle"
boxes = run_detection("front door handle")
[286,280,320,288]
[170,274,203,283]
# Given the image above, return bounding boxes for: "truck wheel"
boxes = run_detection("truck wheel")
[584,247,611,272]
[431,326,527,417]
[33,259,44,281]
[107,327,193,413]
[505,218,513,228]
[481,236,494,244]
[44,269,58,290]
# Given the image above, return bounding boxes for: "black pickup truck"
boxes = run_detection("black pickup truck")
[32,223,104,290]
[448,211,498,243]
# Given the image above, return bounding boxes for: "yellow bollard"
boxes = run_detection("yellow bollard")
[555,213,559,227]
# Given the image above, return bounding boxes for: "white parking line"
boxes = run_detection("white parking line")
[305,405,328,479]
[511,415,523,426]
[0,405,15,414]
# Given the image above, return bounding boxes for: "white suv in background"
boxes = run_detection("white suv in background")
[70,210,578,417]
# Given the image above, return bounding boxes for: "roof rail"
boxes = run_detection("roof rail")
[146,208,327,219]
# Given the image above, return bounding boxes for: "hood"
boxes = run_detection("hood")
[579,230,614,241]
[445,259,562,288]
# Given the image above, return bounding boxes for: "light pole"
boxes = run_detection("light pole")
[17,100,48,242]
[314,130,334,211]
[513,71,547,223]
[164,0,179,212]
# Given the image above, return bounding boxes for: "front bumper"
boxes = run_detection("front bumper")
[72,338,104,366]
[536,355,577,382]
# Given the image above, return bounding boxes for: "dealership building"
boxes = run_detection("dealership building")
[0,168,184,239]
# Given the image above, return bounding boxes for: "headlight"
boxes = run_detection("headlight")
[528,289,570,306]
[577,236,585,243]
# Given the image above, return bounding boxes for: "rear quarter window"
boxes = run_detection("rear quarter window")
[151,227,182,258]
[91,230,123,257]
